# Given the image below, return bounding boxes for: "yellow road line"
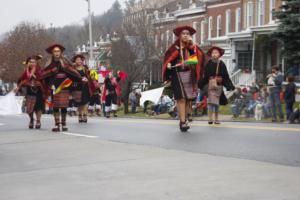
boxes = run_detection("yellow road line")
[101,119,300,133]
[192,123,300,132]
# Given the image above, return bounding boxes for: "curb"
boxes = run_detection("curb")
[116,115,290,124]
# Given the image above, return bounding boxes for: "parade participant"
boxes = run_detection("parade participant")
[71,54,93,123]
[102,71,121,118]
[162,25,205,132]
[67,96,77,116]
[41,44,81,132]
[15,55,46,129]
[199,46,235,124]
[88,70,102,116]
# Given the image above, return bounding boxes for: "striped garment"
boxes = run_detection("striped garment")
[207,85,223,105]
[53,90,70,108]
[25,95,37,114]
[178,70,197,100]
[72,91,82,103]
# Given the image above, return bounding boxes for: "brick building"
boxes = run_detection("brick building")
[205,0,242,73]
[228,0,282,83]
[149,0,283,85]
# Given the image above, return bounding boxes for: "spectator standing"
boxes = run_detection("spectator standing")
[284,76,296,120]
[129,91,137,113]
[267,66,284,122]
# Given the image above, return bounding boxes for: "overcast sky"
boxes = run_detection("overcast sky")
[0,0,122,34]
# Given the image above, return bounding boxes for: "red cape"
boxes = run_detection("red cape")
[101,77,121,102]
[162,39,205,82]
[17,64,48,99]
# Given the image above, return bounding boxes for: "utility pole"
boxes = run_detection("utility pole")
[86,0,94,68]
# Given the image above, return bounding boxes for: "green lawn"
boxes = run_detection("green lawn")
[115,102,300,121]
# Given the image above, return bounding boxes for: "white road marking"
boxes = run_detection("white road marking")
[62,132,99,139]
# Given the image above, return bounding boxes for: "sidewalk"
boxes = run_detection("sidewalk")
[0,131,300,200]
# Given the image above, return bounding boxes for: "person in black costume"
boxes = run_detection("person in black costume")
[199,46,235,124]
[41,44,81,132]
[71,54,93,123]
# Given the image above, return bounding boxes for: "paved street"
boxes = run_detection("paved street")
[1,115,300,200]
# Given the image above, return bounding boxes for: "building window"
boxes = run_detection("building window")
[177,2,182,10]
[238,51,253,69]
[258,0,265,26]
[192,21,197,42]
[154,10,159,20]
[243,3,247,29]
[217,15,222,37]
[201,21,205,44]
[235,8,241,32]
[247,1,253,28]
[166,30,170,49]
[160,33,164,49]
[226,9,231,34]
[208,17,212,39]
[189,0,196,8]
[269,0,275,23]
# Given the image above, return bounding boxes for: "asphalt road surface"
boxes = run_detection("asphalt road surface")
[1,115,300,200]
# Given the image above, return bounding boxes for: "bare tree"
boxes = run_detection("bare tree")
[0,22,54,83]
[122,3,163,84]
[111,34,147,113]
[109,1,166,113]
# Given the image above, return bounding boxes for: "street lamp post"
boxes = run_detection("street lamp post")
[86,0,94,68]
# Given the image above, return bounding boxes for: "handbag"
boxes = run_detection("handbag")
[208,61,222,89]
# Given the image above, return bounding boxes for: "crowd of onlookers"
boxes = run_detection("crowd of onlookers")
[230,66,299,123]
[0,87,10,96]
[130,66,299,124]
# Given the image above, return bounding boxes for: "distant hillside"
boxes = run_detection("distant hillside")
[0,33,7,42]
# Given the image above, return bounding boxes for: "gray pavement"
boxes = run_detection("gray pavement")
[0,115,300,200]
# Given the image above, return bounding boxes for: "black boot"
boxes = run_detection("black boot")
[78,114,83,123]
[83,114,88,123]
[29,113,34,129]
[61,112,68,132]
[113,110,118,118]
[95,109,101,117]
[35,120,41,129]
[52,112,60,132]
[179,121,189,132]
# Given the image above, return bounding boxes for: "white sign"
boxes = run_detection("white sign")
[0,92,23,115]
[140,87,165,107]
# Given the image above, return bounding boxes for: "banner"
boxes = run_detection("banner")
[0,92,23,115]
[139,87,165,107]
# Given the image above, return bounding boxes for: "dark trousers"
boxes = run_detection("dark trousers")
[131,101,137,113]
[285,101,294,120]
[269,91,284,120]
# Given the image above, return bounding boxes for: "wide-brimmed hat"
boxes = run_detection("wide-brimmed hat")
[24,55,43,65]
[71,54,85,62]
[45,43,65,54]
[173,25,196,37]
[207,46,225,57]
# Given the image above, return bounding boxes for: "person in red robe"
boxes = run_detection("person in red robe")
[102,71,121,118]
[88,70,102,116]
[71,54,93,123]
[41,44,81,132]
[162,26,205,132]
[15,55,46,129]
